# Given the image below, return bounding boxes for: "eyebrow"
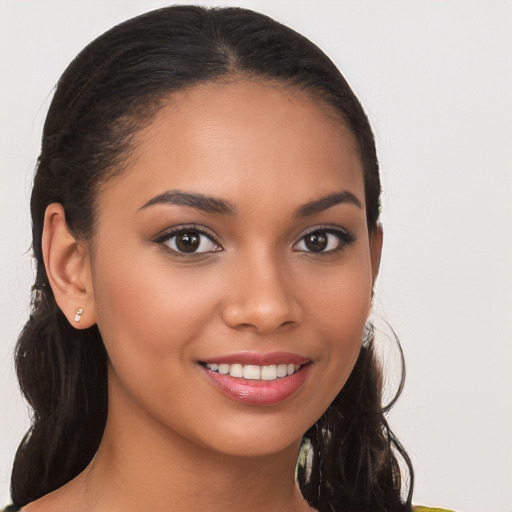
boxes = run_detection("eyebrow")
[295,190,362,216]
[139,189,362,217]
[139,190,236,215]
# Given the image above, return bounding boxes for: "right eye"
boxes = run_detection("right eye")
[157,227,222,255]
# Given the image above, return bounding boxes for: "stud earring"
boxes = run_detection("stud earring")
[74,307,83,322]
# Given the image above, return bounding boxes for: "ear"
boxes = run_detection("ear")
[369,223,383,288]
[42,203,96,329]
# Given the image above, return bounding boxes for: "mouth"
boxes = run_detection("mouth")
[199,352,311,406]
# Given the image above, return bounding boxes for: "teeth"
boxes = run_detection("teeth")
[218,364,230,375]
[229,364,243,378]
[261,365,277,380]
[206,362,302,381]
[243,365,260,380]
[277,364,287,378]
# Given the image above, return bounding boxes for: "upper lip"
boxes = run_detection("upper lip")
[200,351,310,366]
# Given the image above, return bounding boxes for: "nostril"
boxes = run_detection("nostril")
[221,277,304,333]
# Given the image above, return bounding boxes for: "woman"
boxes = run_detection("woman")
[5,5,452,512]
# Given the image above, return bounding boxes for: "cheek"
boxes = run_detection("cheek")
[299,253,373,395]
[91,245,220,372]
[90,250,226,434]
[304,255,372,337]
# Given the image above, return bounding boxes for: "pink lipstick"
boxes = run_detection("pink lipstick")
[199,352,311,406]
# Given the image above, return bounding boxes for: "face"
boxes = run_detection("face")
[88,80,380,458]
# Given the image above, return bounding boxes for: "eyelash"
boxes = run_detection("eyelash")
[153,224,356,256]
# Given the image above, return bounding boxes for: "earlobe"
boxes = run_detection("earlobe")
[42,203,96,329]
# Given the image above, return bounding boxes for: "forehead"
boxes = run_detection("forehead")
[97,80,365,216]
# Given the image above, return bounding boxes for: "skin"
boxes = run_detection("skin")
[27,80,382,512]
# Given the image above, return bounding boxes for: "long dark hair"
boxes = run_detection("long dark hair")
[11,6,413,511]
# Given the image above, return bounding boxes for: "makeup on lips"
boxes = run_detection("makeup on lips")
[199,352,311,406]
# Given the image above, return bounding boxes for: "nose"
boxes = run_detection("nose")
[221,252,303,334]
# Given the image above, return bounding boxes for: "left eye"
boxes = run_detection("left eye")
[294,229,351,253]
[162,229,221,254]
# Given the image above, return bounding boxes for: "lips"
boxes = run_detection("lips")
[199,352,311,406]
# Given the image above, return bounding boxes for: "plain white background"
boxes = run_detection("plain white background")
[1,1,511,511]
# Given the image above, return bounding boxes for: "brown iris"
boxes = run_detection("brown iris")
[304,231,328,252]
[175,231,200,252]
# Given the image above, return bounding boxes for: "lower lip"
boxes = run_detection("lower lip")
[201,364,311,406]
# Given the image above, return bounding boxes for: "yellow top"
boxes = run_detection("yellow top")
[414,507,456,512]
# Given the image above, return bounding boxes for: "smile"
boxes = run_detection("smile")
[200,352,311,406]
[204,363,301,381]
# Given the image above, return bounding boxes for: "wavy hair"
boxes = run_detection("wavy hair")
[11,6,413,511]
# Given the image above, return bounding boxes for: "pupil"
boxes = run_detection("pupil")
[176,232,200,252]
[305,232,327,252]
